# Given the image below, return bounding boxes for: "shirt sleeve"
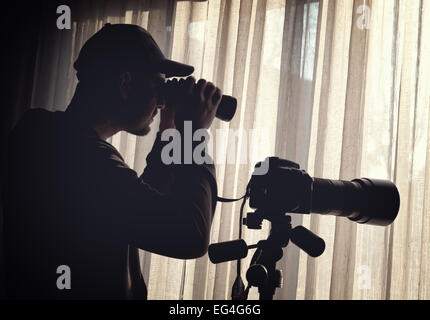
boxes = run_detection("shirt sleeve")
[140,132,175,193]
[92,133,218,259]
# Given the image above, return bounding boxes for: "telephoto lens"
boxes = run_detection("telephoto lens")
[311,178,400,226]
[163,79,237,122]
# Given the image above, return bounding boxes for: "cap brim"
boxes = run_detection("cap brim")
[158,59,194,78]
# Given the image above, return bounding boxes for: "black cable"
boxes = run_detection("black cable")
[238,183,251,239]
[236,184,250,277]
[238,195,247,240]
[216,195,246,203]
[216,184,251,299]
[215,193,248,276]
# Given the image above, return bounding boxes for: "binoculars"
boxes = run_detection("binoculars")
[162,79,237,122]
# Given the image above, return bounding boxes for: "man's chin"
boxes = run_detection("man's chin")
[127,126,151,136]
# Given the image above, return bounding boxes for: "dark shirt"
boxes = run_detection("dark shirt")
[3,108,217,299]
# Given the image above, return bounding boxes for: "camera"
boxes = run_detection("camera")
[248,157,400,226]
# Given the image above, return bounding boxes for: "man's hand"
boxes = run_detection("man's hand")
[162,77,222,132]
[159,107,176,132]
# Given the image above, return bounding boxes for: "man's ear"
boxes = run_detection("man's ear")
[119,71,132,100]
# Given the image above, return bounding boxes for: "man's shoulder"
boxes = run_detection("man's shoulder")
[9,108,126,165]
[11,108,55,134]
[19,107,53,121]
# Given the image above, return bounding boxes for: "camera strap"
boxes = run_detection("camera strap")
[216,194,246,203]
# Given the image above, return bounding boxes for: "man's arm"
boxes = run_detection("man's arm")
[96,141,217,259]
[140,132,174,193]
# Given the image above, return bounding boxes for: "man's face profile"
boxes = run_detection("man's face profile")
[117,70,166,136]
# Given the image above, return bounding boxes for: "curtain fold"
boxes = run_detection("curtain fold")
[29,0,430,299]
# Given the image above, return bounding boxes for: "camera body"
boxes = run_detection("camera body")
[249,158,313,219]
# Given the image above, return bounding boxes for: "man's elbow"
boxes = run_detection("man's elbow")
[177,233,209,259]
[177,202,213,259]
[189,239,209,259]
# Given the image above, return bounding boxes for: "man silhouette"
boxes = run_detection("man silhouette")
[3,24,221,299]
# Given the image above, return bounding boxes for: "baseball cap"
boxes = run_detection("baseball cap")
[74,23,194,80]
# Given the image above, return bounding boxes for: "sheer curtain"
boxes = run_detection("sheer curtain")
[30,0,430,300]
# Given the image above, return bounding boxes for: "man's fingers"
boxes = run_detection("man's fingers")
[184,76,196,94]
[204,82,216,100]
[177,77,221,112]
[212,88,222,106]
[194,79,207,99]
